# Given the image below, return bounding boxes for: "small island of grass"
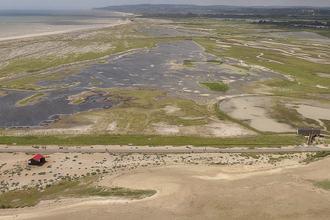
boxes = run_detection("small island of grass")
[199,81,230,92]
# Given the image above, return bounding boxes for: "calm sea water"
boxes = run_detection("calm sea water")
[0,10,126,39]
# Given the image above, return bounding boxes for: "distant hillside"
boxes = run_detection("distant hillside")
[92,4,236,14]
[93,4,329,13]
[92,4,330,20]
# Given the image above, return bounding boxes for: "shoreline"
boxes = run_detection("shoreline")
[0,20,130,42]
[0,11,132,42]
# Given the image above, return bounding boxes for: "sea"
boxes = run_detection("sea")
[0,10,127,40]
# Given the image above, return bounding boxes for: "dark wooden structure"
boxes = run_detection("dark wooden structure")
[297,128,321,145]
[28,154,46,166]
[297,128,321,136]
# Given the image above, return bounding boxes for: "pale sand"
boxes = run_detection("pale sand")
[0,19,130,42]
[1,153,330,220]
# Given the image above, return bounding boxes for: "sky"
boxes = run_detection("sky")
[1,0,330,10]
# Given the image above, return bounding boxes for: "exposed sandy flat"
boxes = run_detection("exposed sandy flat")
[1,151,330,220]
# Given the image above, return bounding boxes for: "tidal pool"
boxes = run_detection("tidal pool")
[287,104,330,131]
[220,97,295,132]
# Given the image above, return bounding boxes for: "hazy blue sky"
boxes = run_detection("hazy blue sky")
[1,0,330,10]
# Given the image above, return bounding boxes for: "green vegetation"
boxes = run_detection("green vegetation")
[311,180,330,191]
[194,35,330,98]
[0,134,304,147]
[199,81,230,92]
[173,16,330,99]
[302,151,330,164]
[72,99,85,104]
[1,88,306,147]
[0,176,156,208]
[240,153,260,159]
[320,119,330,132]
[182,60,195,68]
[90,82,102,85]
[230,64,250,71]
[181,60,223,68]
[267,98,322,129]
[18,93,46,106]
[0,68,81,91]
[206,60,223,64]
[96,88,211,127]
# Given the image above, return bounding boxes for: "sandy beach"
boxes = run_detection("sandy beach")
[0,20,128,42]
[0,11,131,42]
[1,149,330,220]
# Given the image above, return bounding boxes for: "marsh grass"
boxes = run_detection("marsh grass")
[193,36,330,98]
[182,60,196,68]
[18,93,46,106]
[267,98,322,129]
[72,99,85,104]
[0,88,305,146]
[199,81,230,92]
[0,68,81,91]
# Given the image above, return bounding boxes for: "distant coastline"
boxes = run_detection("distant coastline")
[0,10,131,42]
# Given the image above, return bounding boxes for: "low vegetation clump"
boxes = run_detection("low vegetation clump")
[206,60,223,64]
[72,99,85,104]
[18,93,46,105]
[199,82,230,92]
[302,151,330,164]
[0,176,156,209]
[311,180,330,191]
[240,153,260,159]
[182,60,195,68]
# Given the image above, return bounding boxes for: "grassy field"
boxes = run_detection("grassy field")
[0,134,304,147]
[0,175,156,208]
[199,81,230,92]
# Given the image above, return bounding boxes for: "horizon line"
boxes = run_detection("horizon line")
[1,4,330,11]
